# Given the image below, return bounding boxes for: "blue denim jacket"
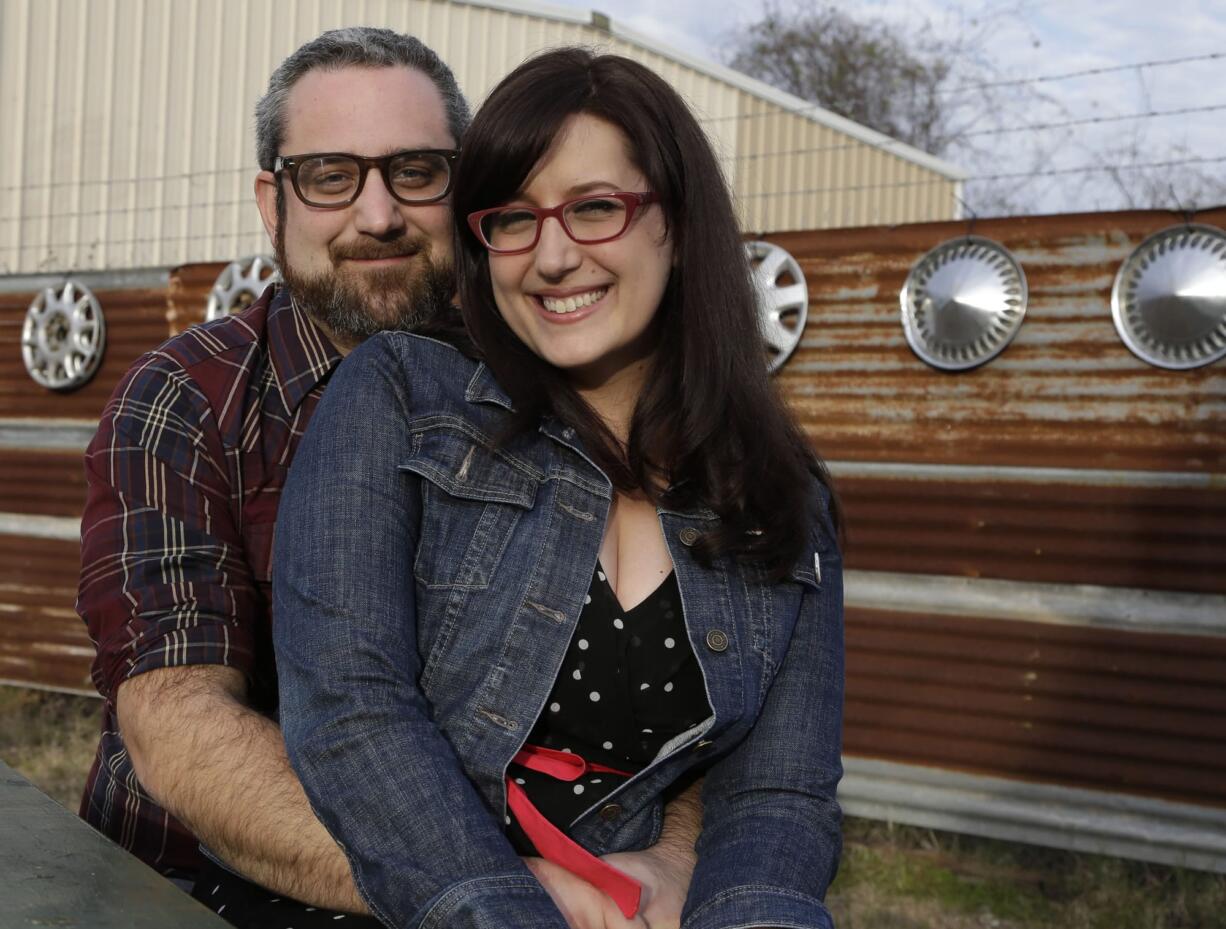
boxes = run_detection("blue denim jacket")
[273,331,844,929]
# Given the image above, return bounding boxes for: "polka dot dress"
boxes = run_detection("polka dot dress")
[506,564,711,854]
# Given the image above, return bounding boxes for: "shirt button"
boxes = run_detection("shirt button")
[705,629,729,652]
[678,527,701,546]
[598,803,622,822]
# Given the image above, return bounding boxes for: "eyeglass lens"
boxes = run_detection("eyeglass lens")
[295,153,451,205]
[480,196,630,251]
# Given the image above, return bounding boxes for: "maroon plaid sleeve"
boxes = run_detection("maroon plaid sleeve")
[79,352,260,698]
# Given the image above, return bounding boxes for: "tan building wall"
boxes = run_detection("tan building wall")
[0,0,962,275]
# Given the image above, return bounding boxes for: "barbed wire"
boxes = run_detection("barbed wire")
[736,154,1226,200]
[0,198,251,225]
[0,166,252,195]
[0,229,265,254]
[727,102,1226,163]
[699,52,1226,126]
[962,102,1226,137]
[3,155,1220,247]
[939,51,1226,94]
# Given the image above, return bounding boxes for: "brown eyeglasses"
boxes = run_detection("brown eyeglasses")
[274,150,459,209]
[467,191,660,255]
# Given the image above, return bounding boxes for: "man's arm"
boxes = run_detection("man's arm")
[116,665,368,912]
[603,777,701,929]
[79,350,366,911]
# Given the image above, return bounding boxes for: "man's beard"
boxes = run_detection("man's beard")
[276,224,454,346]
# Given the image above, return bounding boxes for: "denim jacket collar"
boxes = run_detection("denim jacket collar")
[465,363,514,410]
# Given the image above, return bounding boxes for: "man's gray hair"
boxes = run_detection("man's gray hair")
[255,27,470,170]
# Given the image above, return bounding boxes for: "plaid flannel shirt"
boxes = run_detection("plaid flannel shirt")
[77,285,341,875]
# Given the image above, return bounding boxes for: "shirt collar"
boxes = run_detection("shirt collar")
[265,286,344,412]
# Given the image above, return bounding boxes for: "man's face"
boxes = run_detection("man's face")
[255,65,456,351]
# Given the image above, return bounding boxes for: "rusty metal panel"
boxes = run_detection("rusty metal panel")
[773,208,1226,472]
[838,476,1226,594]
[0,283,171,420]
[166,261,221,335]
[0,535,92,694]
[845,606,1226,809]
[0,450,86,518]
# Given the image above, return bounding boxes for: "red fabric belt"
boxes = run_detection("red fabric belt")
[507,744,642,918]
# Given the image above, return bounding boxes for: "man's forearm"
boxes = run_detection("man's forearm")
[654,777,702,865]
[117,666,367,912]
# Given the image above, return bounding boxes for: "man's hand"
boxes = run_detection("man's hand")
[117,665,367,912]
[525,857,648,929]
[601,843,692,929]
[528,776,702,929]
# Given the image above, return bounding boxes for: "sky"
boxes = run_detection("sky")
[543,0,1226,216]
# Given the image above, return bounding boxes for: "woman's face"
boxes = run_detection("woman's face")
[486,113,673,391]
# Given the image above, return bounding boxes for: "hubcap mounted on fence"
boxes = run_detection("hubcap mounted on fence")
[21,281,107,391]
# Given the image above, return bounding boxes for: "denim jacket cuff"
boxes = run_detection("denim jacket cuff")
[414,873,570,929]
[681,883,835,929]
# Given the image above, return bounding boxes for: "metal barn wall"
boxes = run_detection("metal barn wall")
[0,0,960,276]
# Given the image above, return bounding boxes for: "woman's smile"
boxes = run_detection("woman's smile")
[538,286,610,316]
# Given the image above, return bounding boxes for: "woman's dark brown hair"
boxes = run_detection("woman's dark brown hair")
[451,48,838,579]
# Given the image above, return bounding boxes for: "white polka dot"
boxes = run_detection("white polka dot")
[585,594,592,604]
[598,571,606,581]
[603,741,614,750]
[218,906,227,915]
[572,668,582,680]
[664,682,674,692]
[334,917,347,922]
[639,682,650,691]
[589,691,601,702]
[642,728,654,734]
[306,908,316,913]
[562,747,572,753]
[664,636,676,648]
[574,784,585,795]
[613,618,624,629]
[550,702,561,712]
[515,777,526,785]
[505,815,511,824]
[578,638,589,650]
[591,778,602,784]
[212,886,220,896]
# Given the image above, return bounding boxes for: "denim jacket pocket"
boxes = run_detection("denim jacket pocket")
[398,426,538,590]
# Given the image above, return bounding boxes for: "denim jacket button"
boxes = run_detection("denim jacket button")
[597,802,623,821]
[705,629,729,652]
[678,527,701,546]
[692,739,714,753]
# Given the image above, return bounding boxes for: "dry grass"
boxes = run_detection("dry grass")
[0,683,101,810]
[3,685,1224,927]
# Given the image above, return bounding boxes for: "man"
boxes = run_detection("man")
[77,26,696,929]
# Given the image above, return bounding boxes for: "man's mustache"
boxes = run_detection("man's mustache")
[331,237,427,263]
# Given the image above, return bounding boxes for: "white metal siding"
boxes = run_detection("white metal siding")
[0,0,960,274]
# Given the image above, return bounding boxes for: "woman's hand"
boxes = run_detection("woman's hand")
[524,857,650,929]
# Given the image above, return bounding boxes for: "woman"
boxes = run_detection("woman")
[274,49,844,929]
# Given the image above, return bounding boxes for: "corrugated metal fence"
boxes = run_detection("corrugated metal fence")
[1,207,1223,868]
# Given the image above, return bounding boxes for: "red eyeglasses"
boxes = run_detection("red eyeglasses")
[467,191,659,255]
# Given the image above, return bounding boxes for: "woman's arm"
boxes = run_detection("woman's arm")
[680,493,845,929]
[273,334,571,929]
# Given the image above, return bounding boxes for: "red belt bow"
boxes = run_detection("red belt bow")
[506,744,642,918]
